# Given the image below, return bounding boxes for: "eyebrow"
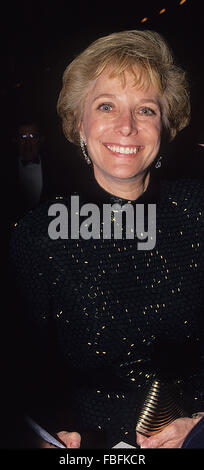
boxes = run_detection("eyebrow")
[139,99,160,106]
[92,94,160,107]
[92,93,116,103]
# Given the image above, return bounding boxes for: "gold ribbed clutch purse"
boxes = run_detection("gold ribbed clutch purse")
[136,379,186,437]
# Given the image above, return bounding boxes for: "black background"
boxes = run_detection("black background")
[1,0,204,453]
[1,0,204,188]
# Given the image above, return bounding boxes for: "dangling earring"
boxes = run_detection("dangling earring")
[80,137,91,165]
[155,156,163,169]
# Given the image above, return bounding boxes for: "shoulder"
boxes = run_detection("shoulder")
[160,177,204,212]
[158,178,204,235]
[9,195,71,257]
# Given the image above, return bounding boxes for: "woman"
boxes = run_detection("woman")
[10,30,204,449]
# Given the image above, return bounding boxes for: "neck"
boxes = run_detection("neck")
[93,169,150,201]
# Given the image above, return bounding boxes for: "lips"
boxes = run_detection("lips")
[104,144,144,156]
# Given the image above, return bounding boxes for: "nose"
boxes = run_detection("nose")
[114,110,138,136]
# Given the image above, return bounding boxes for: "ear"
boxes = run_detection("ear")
[77,116,86,144]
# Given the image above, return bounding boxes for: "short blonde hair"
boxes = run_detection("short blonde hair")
[57,30,190,145]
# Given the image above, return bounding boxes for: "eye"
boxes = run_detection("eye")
[139,107,156,116]
[98,103,113,112]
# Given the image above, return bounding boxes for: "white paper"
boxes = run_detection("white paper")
[112,441,136,448]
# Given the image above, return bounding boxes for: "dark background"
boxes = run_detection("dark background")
[1,0,204,450]
[1,0,204,192]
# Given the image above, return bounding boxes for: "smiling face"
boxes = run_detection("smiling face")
[79,67,162,197]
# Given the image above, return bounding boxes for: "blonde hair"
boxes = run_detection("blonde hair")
[57,30,190,145]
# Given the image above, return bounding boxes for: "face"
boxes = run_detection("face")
[17,124,40,161]
[79,68,162,188]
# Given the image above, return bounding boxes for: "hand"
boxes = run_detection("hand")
[41,431,81,448]
[136,416,203,448]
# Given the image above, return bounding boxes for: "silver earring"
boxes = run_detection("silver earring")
[155,156,162,169]
[80,137,91,165]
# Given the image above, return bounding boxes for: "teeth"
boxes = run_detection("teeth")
[106,145,140,154]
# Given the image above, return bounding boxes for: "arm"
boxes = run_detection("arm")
[9,208,80,447]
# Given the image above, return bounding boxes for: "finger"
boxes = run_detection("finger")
[140,420,184,448]
[144,417,198,448]
[68,432,81,448]
[58,431,81,448]
[142,433,169,448]
[136,432,148,447]
[139,427,174,448]
[158,440,182,448]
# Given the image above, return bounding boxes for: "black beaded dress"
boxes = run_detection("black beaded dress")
[9,172,204,448]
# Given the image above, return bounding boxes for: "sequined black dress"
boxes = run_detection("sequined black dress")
[9,173,204,447]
